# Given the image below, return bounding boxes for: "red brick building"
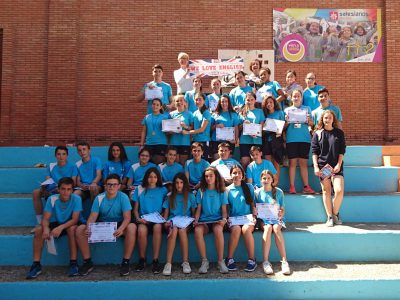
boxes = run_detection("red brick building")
[0,0,398,145]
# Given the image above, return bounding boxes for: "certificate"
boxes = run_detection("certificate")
[170,216,195,229]
[41,178,55,186]
[46,236,57,255]
[162,119,182,133]
[243,123,262,137]
[145,86,163,100]
[229,214,254,226]
[287,109,307,123]
[141,212,166,224]
[216,127,235,141]
[256,203,279,221]
[320,164,334,179]
[215,164,232,181]
[264,118,285,134]
[88,222,117,243]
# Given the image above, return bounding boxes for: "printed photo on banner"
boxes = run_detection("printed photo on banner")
[273,8,382,63]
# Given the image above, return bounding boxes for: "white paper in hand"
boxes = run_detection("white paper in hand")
[46,236,57,255]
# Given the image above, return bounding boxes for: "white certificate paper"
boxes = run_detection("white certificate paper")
[264,118,285,134]
[46,236,57,255]
[287,109,307,123]
[229,214,254,226]
[141,212,166,224]
[170,216,195,229]
[88,222,117,243]
[243,123,262,137]
[41,178,55,186]
[216,164,232,181]
[256,203,279,221]
[216,127,235,141]
[162,119,182,133]
[145,86,163,100]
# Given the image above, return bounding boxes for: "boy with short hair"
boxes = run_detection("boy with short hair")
[210,142,240,185]
[246,146,278,188]
[184,142,210,190]
[26,177,83,279]
[312,88,343,128]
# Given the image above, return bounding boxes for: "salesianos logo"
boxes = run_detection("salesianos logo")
[280,34,307,62]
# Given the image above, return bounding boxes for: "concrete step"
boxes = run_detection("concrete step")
[2,193,399,227]
[383,155,400,167]
[0,223,399,266]
[0,263,399,300]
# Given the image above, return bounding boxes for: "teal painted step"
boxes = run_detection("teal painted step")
[3,194,399,227]
[1,223,399,266]
[0,145,383,167]
[0,165,398,194]
[1,279,399,300]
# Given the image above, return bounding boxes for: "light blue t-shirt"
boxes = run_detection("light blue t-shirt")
[211,158,240,181]
[229,85,253,107]
[45,162,78,191]
[144,81,172,114]
[256,81,282,101]
[184,159,210,185]
[284,105,312,144]
[312,105,343,126]
[192,109,212,142]
[265,110,285,142]
[169,110,193,146]
[163,193,197,219]
[239,108,265,145]
[102,160,132,181]
[132,186,168,216]
[246,160,277,188]
[127,162,158,186]
[184,90,197,113]
[303,85,325,111]
[206,93,220,112]
[158,162,184,183]
[76,157,102,185]
[196,189,228,222]
[44,193,84,224]
[254,187,285,224]
[142,112,169,145]
[91,191,132,223]
[211,111,240,141]
[227,183,255,217]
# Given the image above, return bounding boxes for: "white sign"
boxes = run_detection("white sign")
[188,58,244,77]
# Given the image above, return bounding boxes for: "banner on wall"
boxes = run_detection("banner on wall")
[273,8,382,63]
[188,57,244,77]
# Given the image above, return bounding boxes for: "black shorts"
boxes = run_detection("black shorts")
[239,144,256,158]
[209,141,235,155]
[286,142,310,159]
[146,144,167,157]
[173,145,191,156]
[262,140,273,156]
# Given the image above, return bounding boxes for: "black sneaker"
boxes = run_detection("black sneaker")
[135,258,146,272]
[120,260,130,276]
[152,259,162,274]
[79,260,94,276]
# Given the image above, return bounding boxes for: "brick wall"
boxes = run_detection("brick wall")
[0,0,398,146]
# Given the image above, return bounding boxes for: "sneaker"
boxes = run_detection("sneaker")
[303,185,315,194]
[281,260,291,275]
[263,261,274,275]
[218,260,229,274]
[181,261,191,274]
[162,263,172,276]
[326,216,334,227]
[244,259,257,272]
[152,259,162,274]
[198,259,209,274]
[26,263,42,279]
[120,260,130,276]
[289,185,296,194]
[135,258,146,272]
[68,262,79,277]
[333,213,342,225]
[224,257,237,271]
[79,260,94,276]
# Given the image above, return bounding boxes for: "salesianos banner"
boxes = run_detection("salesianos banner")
[273,8,382,63]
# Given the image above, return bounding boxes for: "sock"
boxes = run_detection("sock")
[70,260,77,265]
[122,258,130,264]
[36,215,43,224]
[33,261,41,266]
[84,258,92,264]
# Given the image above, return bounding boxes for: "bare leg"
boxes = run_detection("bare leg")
[194,224,208,259]
[242,225,255,259]
[32,188,44,217]
[288,159,297,186]
[213,223,225,261]
[262,224,273,261]
[332,176,345,215]
[66,225,78,260]
[178,228,189,262]
[123,223,137,259]
[32,226,45,261]
[321,178,333,217]
[240,156,251,171]
[166,227,178,263]
[137,224,148,259]
[299,158,310,186]
[227,225,241,258]
[273,224,287,261]
[75,224,91,259]
[152,224,162,260]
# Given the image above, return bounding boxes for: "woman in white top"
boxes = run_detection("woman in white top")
[173,52,193,95]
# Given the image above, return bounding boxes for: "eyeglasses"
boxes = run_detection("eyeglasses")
[106,183,120,188]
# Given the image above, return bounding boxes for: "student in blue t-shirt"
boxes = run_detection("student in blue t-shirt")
[126,147,158,189]
[193,167,229,274]
[74,141,102,202]
[132,167,168,274]
[210,142,240,186]
[312,88,343,128]
[284,90,315,195]
[102,142,132,191]
[226,165,257,272]
[138,64,173,114]
[255,170,290,275]
[26,177,83,279]
[303,72,325,111]
[255,68,285,105]
[159,146,184,190]
[229,71,254,111]
[169,95,194,166]
[246,146,277,188]
[184,77,203,113]
[184,142,210,190]
[32,146,78,227]
[206,78,222,112]
[140,98,170,164]
[161,173,197,276]
[282,70,303,110]
[75,174,136,277]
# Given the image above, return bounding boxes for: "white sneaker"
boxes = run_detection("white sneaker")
[326,216,334,227]
[263,261,274,275]
[333,213,342,225]
[218,260,229,274]
[181,261,191,274]
[281,260,291,275]
[162,263,172,276]
[198,259,209,274]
